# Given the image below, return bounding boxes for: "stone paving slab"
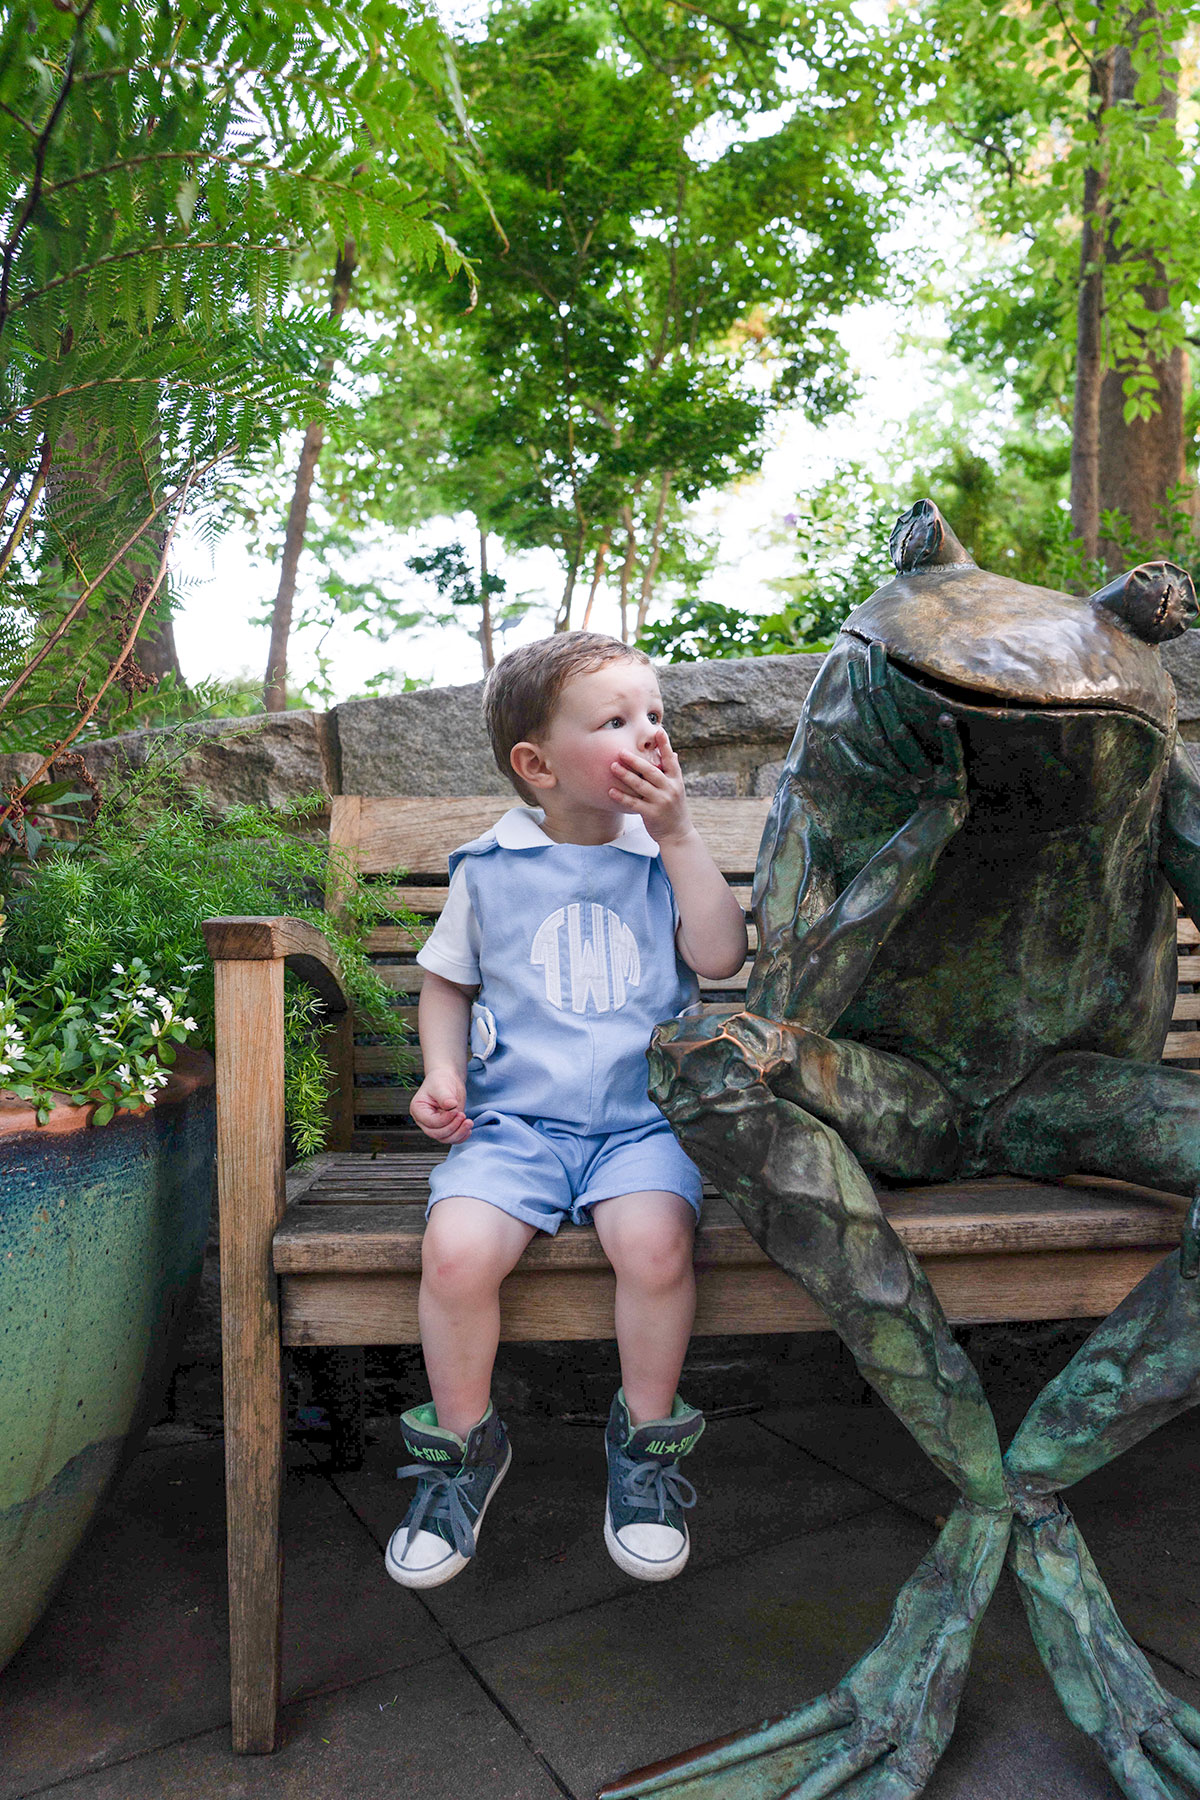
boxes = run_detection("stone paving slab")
[7,1407,1200,1800]
[0,1438,444,1800]
[473,1504,1200,1800]
[334,1414,886,1648]
[754,1399,960,1510]
[22,1657,566,1800]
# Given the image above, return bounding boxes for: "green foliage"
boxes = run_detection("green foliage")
[287,0,912,646]
[1,771,411,1152]
[917,0,1200,425]
[0,0,476,745]
[0,958,195,1125]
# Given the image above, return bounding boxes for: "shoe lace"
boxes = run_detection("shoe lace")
[615,1453,697,1523]
[395,1462,478,1558]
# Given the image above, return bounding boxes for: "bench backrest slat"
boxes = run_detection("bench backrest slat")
[330,794,770,878]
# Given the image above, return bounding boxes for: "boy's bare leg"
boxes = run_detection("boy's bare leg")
[591,1190,697,1422]
[419,1195,536,1438]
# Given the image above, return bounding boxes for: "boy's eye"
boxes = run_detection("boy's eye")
[648,711,661,725]
[603,716,625,729]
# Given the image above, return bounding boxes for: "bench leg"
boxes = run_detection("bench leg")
[225,1328,285,1753]
[214,956,288,1754]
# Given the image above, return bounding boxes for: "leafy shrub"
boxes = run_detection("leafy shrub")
[1,781,410,1154]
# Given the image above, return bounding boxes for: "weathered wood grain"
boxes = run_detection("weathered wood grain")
[214,956,287,1755]
[348,795,769,875]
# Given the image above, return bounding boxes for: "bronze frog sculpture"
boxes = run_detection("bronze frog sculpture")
[605,501,1200,1800]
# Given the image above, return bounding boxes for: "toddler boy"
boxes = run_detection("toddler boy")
[386,632,747,1589]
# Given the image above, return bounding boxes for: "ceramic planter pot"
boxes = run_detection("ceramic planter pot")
[0,1048,215,1671]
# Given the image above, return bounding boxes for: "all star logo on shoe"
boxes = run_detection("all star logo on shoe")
[645,1431,701,1456]
[411,1445,454,1461]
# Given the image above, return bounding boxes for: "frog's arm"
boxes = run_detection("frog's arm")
[747,643,968,1034]
[1157,743,1200,1275]
[1159,743,1200,921]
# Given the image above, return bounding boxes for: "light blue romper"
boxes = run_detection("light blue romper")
[417,808,703,1232]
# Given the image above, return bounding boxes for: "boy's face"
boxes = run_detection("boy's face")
[521,659,666,814]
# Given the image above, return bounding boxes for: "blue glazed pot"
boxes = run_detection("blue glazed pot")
[0,1048,215,1671]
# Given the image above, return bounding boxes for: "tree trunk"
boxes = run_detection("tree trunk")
[263,240,357,712]
[136,614,183,684]
[635,469,674,637]
[554,521,586,633]
[581,538,609,630]
[1095,6,1187,570]
[478,526,494,671]
[1069,49,1112,566]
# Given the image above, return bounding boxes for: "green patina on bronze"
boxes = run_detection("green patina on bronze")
[603,501,1200,1800]
[0,1050,214,1671]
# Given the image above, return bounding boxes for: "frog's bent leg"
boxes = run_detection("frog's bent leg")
[987,1054,1200,1798]
[599,1013,1010,1800]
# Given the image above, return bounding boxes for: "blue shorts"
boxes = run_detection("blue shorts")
[426,1111,704,1234]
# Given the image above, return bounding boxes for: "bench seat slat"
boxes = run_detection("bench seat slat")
[273,1177,1187,1275]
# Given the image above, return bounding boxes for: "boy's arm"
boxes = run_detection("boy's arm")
[609,730,749,980]
[411,971,476,1144]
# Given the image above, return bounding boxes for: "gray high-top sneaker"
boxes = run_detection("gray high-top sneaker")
[604,1389,704,1581]
[385,1400,510,1589]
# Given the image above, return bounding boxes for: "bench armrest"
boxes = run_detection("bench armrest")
[203,914,349,1014]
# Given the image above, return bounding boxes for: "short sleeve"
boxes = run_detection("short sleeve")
[414,864,481,985]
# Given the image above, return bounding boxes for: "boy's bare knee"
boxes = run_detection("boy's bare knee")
[609,1219,695,1294]
[421,1212,509,1299]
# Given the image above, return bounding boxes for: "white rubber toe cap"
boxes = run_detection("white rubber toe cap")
[385,1527,465,1589]
[605,1507,689,1581]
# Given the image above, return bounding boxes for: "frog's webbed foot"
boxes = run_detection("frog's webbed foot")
[599,1503,1009,1800]
[1009,1498,1200,1798]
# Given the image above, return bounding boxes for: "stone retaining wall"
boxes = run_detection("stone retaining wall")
[10,634,1200,813]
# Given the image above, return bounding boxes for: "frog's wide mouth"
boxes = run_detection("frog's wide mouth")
[880,647,1170,735]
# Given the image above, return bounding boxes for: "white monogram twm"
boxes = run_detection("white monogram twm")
[530,904,642,1013]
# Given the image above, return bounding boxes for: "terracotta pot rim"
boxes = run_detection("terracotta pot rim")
[0,1045,215,1138]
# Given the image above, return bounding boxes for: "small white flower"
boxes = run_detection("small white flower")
[111,963,124,975]
[128,1000,148,1019]
[114,1063,133,1086]
[182,1017,198,1033]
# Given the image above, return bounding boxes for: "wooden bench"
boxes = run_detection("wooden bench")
[203,793,1197,1755]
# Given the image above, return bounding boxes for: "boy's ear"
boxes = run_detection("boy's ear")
[510,740,556,791]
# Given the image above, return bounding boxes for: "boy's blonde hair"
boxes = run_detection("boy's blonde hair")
[483,632,652,803]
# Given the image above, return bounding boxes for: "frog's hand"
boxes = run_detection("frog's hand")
[834,643,967,811]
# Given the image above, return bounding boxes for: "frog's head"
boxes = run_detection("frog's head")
[844,498,1196,734]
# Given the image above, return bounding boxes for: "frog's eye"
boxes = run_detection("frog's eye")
[890,499,944,574]
[1090,561,1198,644]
